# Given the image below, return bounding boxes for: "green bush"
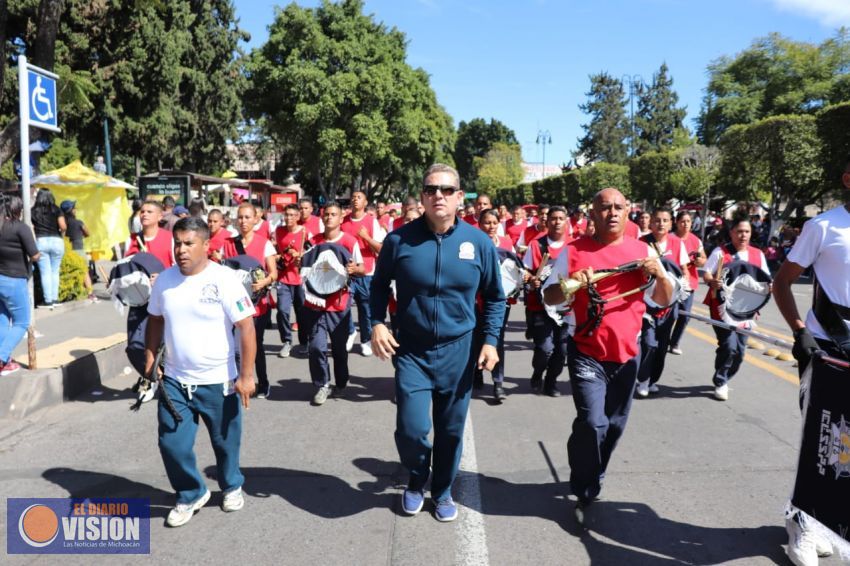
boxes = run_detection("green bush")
[59,241,88,302]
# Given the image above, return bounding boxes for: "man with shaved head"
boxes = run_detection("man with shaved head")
[543,187,678,523]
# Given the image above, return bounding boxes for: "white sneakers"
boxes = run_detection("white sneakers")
[361,342,373,357]
[786,512,833,566]
[714,384,729,401]
[313,385,332,405]
[166,490,210,528]
[166,487,246,527]
[346,331,357,352]
[222,487,245,513]
[636,381,649,398]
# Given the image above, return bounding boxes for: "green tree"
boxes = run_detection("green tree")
[628,150,678,206]
[575,72,629,165]
[580,162,631,200]
[473,141,523,192]
[454,118,518,191]
[697,30,850,144]
[245,0,454,199]
[718,115,822,222]
[633,63,687,156]
[816,102,850,190]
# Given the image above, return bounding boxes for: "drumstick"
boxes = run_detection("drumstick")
[535,253,550,278]
[711,252,723,298]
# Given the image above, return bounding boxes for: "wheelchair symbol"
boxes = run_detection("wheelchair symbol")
[31,75,54,123]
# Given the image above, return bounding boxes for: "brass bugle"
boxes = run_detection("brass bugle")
[556,258,652,300]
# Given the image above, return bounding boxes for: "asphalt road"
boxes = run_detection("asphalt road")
[0,281,840,565]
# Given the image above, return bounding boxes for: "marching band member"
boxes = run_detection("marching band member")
[702,217,769,401]
[524,205,571,396]
[773,163,850,566]
[341,190,386,356]
[543,188,676,521]
[636,207,689,397]
[302,203,364,406]
[207,209,229,263]
[274,204,311,358]
[298,197,323,235]
[474,208,519,402]
[370,164,504,522]
[516,204,549,256]
[223,203,277,399]
[503,205,529,246]
[124,200,174,400]
[668,210,706,355]
[463,193,505,236]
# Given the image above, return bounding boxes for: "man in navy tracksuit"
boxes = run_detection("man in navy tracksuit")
[370,163,505,522]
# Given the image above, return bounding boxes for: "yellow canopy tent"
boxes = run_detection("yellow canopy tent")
[31,160,133,257]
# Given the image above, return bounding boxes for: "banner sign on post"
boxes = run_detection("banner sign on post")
[137,176,191,205]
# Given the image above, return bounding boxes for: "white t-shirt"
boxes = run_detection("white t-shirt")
[148,261,254,385]
[787,206,850,341]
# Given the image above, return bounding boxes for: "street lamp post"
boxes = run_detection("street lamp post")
[536,130,552,181]
[621,74,643,157]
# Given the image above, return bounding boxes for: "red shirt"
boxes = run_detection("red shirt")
[526,237,568,312]
[341,213,380,275]
[522,225,546,247]
[304,233,360,313]
[299,215,322,236]
[126,228,174,268]
[254,219,271,240]
[274,226,311,285]
[504,219,527,245]
[223,234,273,316]
[624,220,640,239]
[462,214,479,229]
[208,229,229,262]
[680,232,702,292]
[568,236,651,363]
[378,214,392,232]
[570,217,587,237]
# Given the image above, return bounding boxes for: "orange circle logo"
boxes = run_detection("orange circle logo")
[18,504,59,547]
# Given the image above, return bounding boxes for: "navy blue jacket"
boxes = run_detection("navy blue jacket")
[370,216,506,347]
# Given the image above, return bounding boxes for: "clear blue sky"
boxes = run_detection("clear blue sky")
[232,0,848,165]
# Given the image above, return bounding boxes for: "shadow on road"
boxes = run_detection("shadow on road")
[268,375,396,403]
[205,457,407,518]
[42,467,174,520]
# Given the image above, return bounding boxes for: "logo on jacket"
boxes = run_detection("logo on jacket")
[459,242,475,260]
[817,410,850,479]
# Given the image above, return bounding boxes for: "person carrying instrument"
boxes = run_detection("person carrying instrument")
[702,217,770,401]
[473,208,522,402]
[206,209,230,263]
[223,202,277,399]
[123,200,174,401]
[773,158,850,566]
[302,202,364,406]
[516,204,549,257]
[370,164,504,522]
[524,205,572,396]
[636,207,689,397]
[543,188,676,521]
[274,204,312,358]
[668,210,706,355]
[145,217,256,528]
[341,190,386,357]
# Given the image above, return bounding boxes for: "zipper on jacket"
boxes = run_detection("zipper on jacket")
[434,234,442,342]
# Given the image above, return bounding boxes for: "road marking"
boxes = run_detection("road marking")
[456,413,489,566]
[685,327,799,384]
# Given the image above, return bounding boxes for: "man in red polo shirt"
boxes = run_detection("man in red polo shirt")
[543,188,676,522]
[504,205,529,247]
[207,209,229,263]
[298,197,323,235]
[274,204,312,358]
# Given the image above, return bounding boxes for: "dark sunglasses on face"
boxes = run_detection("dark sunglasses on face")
[422,184,459,197]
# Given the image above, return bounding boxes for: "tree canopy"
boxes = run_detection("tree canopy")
[697,30,850,145]
[575,72,629,165]
[454,117,518,191]
[633,63,687,156]
[245,0,454,199]
[473,141,523,193]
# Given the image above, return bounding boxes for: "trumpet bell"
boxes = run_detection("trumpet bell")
[558,275,583,298]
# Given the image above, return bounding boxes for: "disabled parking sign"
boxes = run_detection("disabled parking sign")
[27,69,57,130]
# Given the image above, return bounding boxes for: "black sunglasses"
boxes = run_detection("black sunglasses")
[422,184,459,196]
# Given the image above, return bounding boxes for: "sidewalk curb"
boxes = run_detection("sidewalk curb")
[0,339,130,419]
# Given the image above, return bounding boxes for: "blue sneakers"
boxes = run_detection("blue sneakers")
[434,497,458,522]
[401,488,425,515]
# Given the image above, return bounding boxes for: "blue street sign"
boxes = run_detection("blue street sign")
[27,69,57,130]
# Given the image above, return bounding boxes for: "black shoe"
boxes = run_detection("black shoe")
[473,374,484,390]
[543,384,561,397]
[494,384,506,403]
[530,376,542,393]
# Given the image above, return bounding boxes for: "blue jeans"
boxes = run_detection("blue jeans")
[276,282,305,345]
[158,377,244,504]
[347,275,373,343]
[303,308,351,388]
[0,274,30,364]
[669,291,694,349]
[567,338,639,503]
[36,236,64,304]
[712,326,748,386]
